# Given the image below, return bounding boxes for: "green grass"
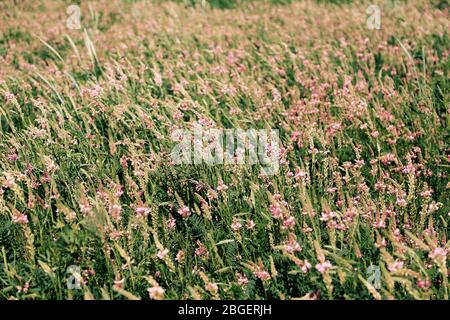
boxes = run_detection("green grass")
[0,0,448,300]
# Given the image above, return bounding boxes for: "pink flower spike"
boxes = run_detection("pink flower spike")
[178,206,191,218]
[315,261,332,274]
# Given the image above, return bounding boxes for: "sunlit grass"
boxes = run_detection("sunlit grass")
[0,0,448,300]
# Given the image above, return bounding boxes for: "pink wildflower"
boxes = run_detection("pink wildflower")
[416,279,431,289]
[388,260,404,272]
[236,273,249,286]
[135,206,151,218]
[176,250,185,264]
[301,260,312,273]
[254,269,271,281]
[315,261,332,274]
[269,204,283,219]
[167,215,176,230]
[113,278,124,290]
[282,216,296,229]
[178,206,191,218]
[284,238,302,254]
[157,248,169,260]
[148,285,165,300]
[3,91,16,102]
[109,204,122,221]
[12,212,28,224]
[217,181,228,192]
[205,282,218,294]
[231,220,242,232]
[195,240,209,259]
[154,72,163,87]
[429,247,447,260]
[246,220,256,230]
[79,203,92,214]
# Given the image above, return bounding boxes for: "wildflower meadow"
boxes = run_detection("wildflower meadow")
[0,0,449,300]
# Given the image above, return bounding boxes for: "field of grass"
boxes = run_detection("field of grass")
[0,0,449,300]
